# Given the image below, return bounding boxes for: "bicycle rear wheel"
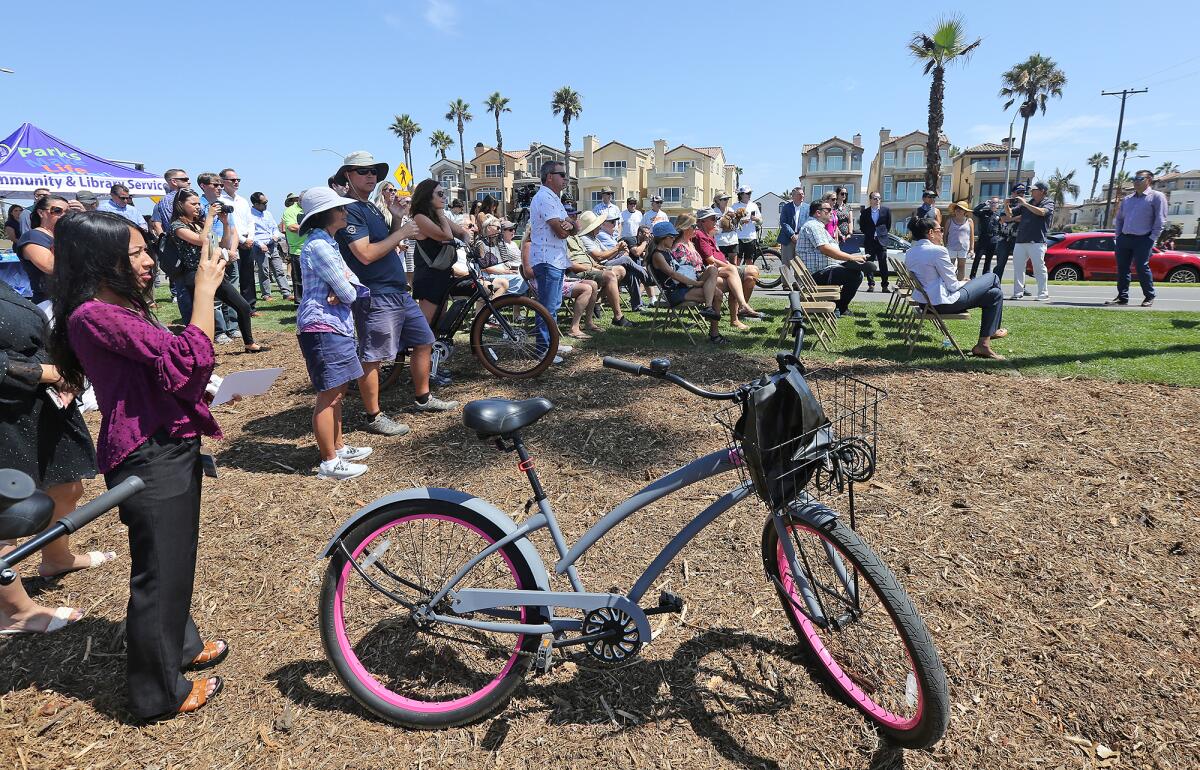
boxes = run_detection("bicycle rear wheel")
[761,508,949,749]
[754,247,784,289]
[470,295,557,379]
[320,500,542,728]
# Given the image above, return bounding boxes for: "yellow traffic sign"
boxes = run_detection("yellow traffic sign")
[393,163,412,190]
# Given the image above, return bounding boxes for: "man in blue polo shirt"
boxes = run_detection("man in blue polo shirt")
[334,150,458,436]
[98,183,146,229]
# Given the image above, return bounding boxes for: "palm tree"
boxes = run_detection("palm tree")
[484,92,511,216]
[999,53,1067,180]
[445,99,473,205]
[735,166,744,188]
[909,16,981,191]
[1117,140,1138,176]
[1045,168,1079,228]
[387,114,421,189]
[429,130,454,161]
[1086,152,1109,200]
[550,86,582,201]
[1155,160,1179,177]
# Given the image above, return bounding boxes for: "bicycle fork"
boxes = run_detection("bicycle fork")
[768,502,860,630]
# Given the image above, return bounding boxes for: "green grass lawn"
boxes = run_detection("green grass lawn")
[156,288,1200,388]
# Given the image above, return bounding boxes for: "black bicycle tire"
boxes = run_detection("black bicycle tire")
[760,512,949,749]
[755,247,784,289]
[470,295,558,379]
[319,499,542,729]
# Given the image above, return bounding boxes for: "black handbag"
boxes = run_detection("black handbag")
[415,239,456,270]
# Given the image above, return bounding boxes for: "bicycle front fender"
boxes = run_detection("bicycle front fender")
[318,487,553,598]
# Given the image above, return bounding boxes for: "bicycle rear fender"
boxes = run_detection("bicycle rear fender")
[318,487,553,596]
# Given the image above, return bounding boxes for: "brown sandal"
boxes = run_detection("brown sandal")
[187,640,229,671]
[150,676,222,720]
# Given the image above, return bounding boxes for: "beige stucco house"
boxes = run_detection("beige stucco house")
[865,128,954,228]
[799,134,865,205]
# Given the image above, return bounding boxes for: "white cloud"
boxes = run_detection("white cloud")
[424,0,459,33]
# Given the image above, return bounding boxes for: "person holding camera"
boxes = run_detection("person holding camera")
[1004,181,1054,301]
[52,210,232,720]
[170,190,268,353]
[334,153,457,433]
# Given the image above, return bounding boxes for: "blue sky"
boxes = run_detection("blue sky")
[3,0,1199,216]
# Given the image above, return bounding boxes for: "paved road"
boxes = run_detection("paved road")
[761,264,1200,313]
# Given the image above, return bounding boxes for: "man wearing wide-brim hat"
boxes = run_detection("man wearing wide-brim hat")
[591,186,620,223]
[334,150,458,435]
[567,211,634,327]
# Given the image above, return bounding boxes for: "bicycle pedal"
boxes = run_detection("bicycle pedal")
[644,590,684,615]
[535,636,555,673]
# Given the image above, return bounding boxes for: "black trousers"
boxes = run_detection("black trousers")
[237,243,257,309]
[935,272,1005,339]
[971,236,996,277]
[864,239,889,288]
[289,253,303,300]
[813,263,870,312]
[181,269,256,345]
[991,239,1014,282]
[105,432,205,718]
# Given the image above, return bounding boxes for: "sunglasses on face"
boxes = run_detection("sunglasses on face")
[435,190,445,197]
[171,177,189,183]
[47,206,68,215]
[222,178,240,184]
[119,195,133,202]
[549,171,567,178]
[351,168,377,176]
[1134,176,1148,182]
[818,207,831,212]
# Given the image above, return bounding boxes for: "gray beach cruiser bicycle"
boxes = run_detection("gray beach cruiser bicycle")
[317,325,949,749]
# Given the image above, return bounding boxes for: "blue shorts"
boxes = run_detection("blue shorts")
[298,331,364,392]
[351,291,436,363]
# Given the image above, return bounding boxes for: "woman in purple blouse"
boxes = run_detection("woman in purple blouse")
[49,210,230,720]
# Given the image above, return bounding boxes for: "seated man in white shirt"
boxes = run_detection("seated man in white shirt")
[904,216,1008,359]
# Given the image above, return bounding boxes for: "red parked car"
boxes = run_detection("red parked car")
[1036,231,1200,283]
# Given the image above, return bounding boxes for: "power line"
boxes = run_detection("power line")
[1143,68,1200,88]
[1121,53,1200,86]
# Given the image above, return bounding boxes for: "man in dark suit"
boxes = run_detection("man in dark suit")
[776,186,807,288]
[858,191,891,291]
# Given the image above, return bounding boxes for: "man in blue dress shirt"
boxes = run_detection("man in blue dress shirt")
[1107,168,1167,307]
[97,184,146,230]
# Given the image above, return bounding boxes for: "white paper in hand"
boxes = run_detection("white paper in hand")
[211,367,282,406]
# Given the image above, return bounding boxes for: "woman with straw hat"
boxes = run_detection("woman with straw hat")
[946,201,975,281]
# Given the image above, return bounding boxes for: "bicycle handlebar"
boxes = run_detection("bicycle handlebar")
[602,357,742,401]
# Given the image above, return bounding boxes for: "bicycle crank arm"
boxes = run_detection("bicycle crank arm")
[449,589,652,644]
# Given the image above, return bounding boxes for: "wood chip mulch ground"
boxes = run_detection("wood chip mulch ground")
[2,328,1197,769]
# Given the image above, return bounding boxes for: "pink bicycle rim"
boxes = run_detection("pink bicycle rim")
[334,513,525,714]
[776,526,923,730]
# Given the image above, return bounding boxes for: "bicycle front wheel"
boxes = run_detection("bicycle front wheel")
[754,247,784,289]
[319,499,542,728]
[470,295,557,379]
[761,509,949,749]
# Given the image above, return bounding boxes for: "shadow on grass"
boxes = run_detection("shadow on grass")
[268,628,905,769]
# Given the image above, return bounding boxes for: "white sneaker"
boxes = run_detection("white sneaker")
[1009,294,1023,301]
[1036,293,1051,301]
[552,355,565,365]
[336,445,373,462]
[318,458,368,480]
[558,344,574,354]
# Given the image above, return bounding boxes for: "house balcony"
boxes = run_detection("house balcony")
[647,167,703,190]
[969,161,1034,174]
[802,166,864,176]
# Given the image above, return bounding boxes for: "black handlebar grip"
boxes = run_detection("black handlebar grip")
[58,476,145,534]
[602,357,644,376]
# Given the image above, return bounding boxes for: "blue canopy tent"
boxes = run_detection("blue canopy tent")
[0,122,166,198]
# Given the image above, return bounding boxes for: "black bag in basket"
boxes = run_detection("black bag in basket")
[734,364,833,507]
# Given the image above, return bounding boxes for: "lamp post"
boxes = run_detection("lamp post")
[0,68,14,74]
[311,148,345,160]
[1002,111,1019,193]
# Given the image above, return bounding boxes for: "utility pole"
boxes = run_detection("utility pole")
[1100,88,1148,228]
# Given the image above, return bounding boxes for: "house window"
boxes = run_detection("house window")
[603,160,627,172]
[483,164,503,178]
[980,182,1005,199]
[1186,201,1196,215]
[825,149,845,171]
[1185,180,1200,190]
[939,148,950,165]
[940,176,951,199]
[475,189,500,201]
[975,157,1003,171]
[905,148,924,168]
[778,202,786,215]
[883,151,895,168]
[440,173,458,188]
[591,191,607,206]
[883,175,893,201]
[671,161,694,173]
[808,155,818,172]
[851,154,862,171]
[659,187,682,203]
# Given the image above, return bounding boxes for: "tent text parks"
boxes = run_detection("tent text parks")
[0,123,166,198]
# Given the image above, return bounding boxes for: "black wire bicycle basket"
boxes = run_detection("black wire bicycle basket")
[716,366,885,511]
